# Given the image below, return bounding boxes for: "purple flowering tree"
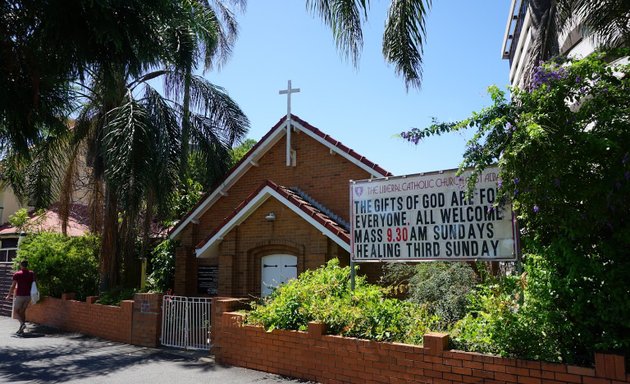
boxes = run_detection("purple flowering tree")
[401,50,630,363]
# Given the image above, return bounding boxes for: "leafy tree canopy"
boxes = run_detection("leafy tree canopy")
[401,50,630,360]
[230,138,257,166]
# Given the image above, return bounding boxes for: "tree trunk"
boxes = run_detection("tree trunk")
[120,214,141,288]
[99,183,119,292]
[180,66,192,177]
[523,0,560,86]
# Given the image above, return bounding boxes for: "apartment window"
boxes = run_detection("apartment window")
[0,238,18,263]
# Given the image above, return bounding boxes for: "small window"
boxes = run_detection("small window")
[0,238,19,263]
[6,249,16,262]
[2,238,18,249]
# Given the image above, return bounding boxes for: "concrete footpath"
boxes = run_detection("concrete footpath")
[0,316,313,384]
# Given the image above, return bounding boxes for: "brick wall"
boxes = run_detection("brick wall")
[194,132,374,247]
[218,198,329,297]
[26,293,163,347]
[211,298,630,384]
[174,130,377,296]
[131,293,163,347]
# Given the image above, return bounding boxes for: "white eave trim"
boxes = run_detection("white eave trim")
[195,186,350,258]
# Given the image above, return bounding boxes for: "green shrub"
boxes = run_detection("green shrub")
[381,262,478,329]
[402,50,630,362]
[246,259,437,344]
[96,287,138,306]
[451,254,574,363]
[16,232,100,301]
[146,239,176,293]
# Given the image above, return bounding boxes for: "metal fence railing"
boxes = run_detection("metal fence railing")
[161,295,212,350]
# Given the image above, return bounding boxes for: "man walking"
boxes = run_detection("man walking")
[5,260,35,335]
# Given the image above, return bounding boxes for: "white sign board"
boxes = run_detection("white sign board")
[350,167,517,261]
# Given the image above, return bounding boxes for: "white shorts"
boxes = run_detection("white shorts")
[12,295,30,318]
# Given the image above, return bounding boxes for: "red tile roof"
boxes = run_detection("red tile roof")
[195,179,350,252]
[290,115,392,177]
[0,203,91,237]
[170,114,390,239]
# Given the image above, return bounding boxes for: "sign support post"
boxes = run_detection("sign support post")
[350,259,356,290]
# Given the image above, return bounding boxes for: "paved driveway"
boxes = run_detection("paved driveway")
[0,316,313,384]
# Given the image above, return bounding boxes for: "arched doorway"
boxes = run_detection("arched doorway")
[261,254,297,296]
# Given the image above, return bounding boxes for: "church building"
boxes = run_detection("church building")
[169,113,391,297]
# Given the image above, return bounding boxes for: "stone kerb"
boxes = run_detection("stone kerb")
[211,297,630,384]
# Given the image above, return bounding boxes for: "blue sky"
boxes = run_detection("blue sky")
[209,1,512,176]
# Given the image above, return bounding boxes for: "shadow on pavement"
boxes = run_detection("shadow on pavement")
[12,332,46,338]
[0,323,220,383]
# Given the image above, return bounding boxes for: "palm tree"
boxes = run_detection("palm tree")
[6,68,248,293]
[0,1,185,156]
[2,1,249,291]
[72,0,249,290]
[162,0,247,182]
[305,0,432,90]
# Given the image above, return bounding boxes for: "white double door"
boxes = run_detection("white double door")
[261,254,297,297]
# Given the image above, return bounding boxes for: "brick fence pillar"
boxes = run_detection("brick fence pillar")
[61,292,76,301]
[308,321,327,338]
[423,332,449,355]
[595,353,626,380]
[210,297,249,355]
[131,293,163,347]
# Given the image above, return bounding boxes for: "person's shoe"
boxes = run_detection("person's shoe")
[16,323,26,335]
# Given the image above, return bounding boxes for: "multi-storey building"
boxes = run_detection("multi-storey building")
[501,0,599,87]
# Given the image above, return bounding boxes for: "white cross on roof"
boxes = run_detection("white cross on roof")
[279,80,300,166]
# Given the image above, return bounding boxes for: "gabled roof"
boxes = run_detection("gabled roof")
[0,203,91,237]
[195,179,350,258]
[170,114,391,240]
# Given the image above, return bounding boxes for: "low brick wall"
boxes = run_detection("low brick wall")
[211,298,629,384]
[26,293,163,347]
[131,293,163,347]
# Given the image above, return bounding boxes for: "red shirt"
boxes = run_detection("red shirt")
[13,269,35,297]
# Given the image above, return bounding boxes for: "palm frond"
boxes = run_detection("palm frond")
[187,113,233,187]
[102,90,151,216]
[128,70,170,90]
[186,74,249,146]
[163,69,187,105]
[199,0,239,69]
[142,85,182,217]
[306,0,367,65]
[557,0,630,49]
[383,0,431,90]
[0,151,29,201]
[3,127,75,208]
